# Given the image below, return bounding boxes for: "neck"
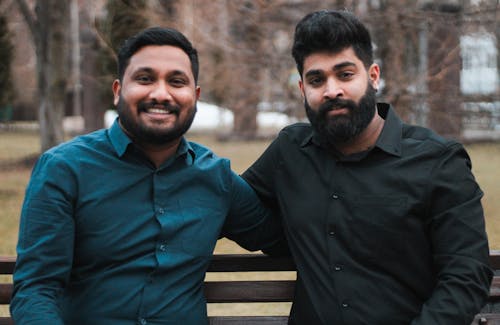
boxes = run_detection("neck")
[336,109,385,156]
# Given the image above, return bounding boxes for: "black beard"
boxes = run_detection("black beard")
[117,97,197,145]
[305,83,377,147]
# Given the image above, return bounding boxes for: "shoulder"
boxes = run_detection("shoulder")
[276,122,313,145]
[40,129,109,165]
[401,123,465,158]
[188,140,231,169]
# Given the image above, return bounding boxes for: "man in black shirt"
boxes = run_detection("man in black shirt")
[242,10,493,324]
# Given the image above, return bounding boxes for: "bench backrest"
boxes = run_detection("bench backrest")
[1,252,500,325]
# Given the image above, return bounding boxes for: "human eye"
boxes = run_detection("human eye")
[338,70,354,80]
[169,77,188,87]
[135,74,154,84]
[307,76,324,87]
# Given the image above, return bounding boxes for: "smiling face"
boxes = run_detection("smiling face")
[112,45,200,146]
[299,47,379,144]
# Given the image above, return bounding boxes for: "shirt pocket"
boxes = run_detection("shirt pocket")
[346,195,415,261]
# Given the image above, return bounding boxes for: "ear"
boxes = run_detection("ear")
[368,63,380,91]
[195,85,201,101]
[112,80,121,106]
[298,79,305,99]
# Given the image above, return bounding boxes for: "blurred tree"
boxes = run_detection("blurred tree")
[86,0,149,131]
[0,6,15,113]
[17,0,69,152]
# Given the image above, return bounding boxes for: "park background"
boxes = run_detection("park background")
[1,0,499,318]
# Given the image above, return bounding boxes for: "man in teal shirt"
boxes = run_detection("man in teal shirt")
[11,27,285,325]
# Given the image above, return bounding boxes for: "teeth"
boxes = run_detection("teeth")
[147,108,171,114]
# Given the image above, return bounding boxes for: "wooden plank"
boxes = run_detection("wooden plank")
[0,251,496,273]
[207,254,295,272]
[204,280,295,303]
[472,313,500,325]
[0,317,14,325]
[489,276,500,300]
[0,257,15,275]
[209,316,288,325]
[490,250,500,270]
[0,284,12,304]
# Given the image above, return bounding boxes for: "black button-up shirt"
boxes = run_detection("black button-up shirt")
[243,103,493,324]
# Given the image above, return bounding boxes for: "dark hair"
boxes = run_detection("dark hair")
[117,27,199,83]
[292,10,373,76]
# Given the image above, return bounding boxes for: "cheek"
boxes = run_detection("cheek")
[121,85,148,103]
[175,89,197,107]
[303,89,322,106]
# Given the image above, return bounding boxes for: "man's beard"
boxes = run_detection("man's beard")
[305,82,377,147]
[117,96,197,145]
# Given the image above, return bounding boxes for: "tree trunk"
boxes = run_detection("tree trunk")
[17,0,69,152]
[36,1,69,151]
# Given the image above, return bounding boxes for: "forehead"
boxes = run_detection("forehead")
[303,47,363,74]
[125,45,193,78]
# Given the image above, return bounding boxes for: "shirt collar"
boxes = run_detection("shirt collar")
[108,118,196,164]
[176,137,196,166]
[300,103,403,157]
[374,103,402,157]
[109,118,132,158]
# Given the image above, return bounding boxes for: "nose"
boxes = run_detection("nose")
[149,80,173,102]
[323,78,344,99]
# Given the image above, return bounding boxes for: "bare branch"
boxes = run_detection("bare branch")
[15,0,37,37]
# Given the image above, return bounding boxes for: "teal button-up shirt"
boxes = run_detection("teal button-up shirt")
[11,120,284,325]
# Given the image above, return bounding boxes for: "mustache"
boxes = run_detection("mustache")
[137,101,180,114]
[318,98,357,115]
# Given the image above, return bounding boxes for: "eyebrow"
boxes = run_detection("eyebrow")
[304,61,357,78]
[169,70,189,78]
[131,67,155,75]
[130,68,190,79]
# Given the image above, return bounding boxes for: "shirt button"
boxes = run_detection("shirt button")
[332,194,339,199]
[159,244,167,251]
[328,229,335,236]
[138,318,147,325]
[334,265,342,271]
[342,302,349,308]
[158,208,165,214]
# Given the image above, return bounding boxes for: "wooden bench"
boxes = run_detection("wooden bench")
[1,251,499,324]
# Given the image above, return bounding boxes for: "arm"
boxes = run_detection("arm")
[220,171,288,256]
[411,143,493,324]
[240,137,289,256]
[10,153,76,325]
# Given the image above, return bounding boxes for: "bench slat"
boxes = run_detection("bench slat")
[208,316,288,325]
[0,284,12,304]
[205,280,295,303]
[207,254,295,272]
[0,257,14,275]
[2,251,498,273]
[490,250,500,270]
[0,317,13,325]
[473,313,500,324]
[490,276,500,300]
